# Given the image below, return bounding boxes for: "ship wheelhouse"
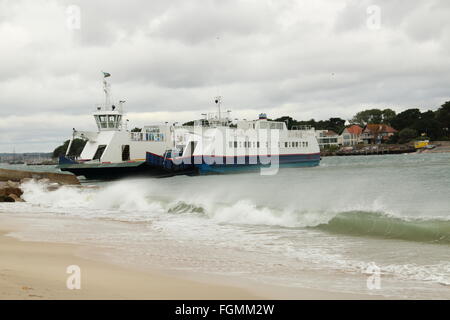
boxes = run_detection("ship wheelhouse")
[94,111,123,131]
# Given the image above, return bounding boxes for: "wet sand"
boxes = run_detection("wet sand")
[0,215,380,300]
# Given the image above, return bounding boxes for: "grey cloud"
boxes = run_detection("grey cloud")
[147,0,277,44]
[1,0,450,152]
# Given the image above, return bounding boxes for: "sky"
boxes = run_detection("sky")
[1,0,450,152]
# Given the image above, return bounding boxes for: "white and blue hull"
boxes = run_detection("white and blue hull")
[146,152,321,175]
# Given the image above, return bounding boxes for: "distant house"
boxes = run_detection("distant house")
[315,130,340,149]
[340,125,363,146]
[361,124,397,144]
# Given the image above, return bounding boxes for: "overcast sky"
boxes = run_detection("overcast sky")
[1,0,450,152]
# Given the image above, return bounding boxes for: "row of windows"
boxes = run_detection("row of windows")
[228,141,309,148]
[258,122,284,130]
[131,132,165,142]
[95,115,122,129]
[286,141,309,148]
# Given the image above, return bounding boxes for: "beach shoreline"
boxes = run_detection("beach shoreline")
[0,214,380,300]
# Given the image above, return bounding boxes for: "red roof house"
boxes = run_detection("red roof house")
[340,125,363,146]
[362,124,397,143]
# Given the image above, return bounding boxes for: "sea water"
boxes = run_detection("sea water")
[1,152,449,299]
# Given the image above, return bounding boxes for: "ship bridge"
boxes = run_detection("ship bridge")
[93,106,123,131]
[93,73,125,131]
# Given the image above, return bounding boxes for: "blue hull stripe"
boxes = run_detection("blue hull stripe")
[197,161,320,174]
[196,154,320,173]
[198,153,320,164]
[145,152,320,173]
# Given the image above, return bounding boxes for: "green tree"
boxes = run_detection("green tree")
[398,128,418,143]
[411,113,443,140]
[436,101,450,137]
[387,132,399,144]
[290,117,345,133]
[381,109,396,124]
[351,109,383,126]
[53,139,87,158]
[390,108,421,131]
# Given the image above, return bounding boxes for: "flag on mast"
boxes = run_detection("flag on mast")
[102,71,111,78]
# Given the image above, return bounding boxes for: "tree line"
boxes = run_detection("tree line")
[274,101,450,143]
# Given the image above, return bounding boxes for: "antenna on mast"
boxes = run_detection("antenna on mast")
[214,96,222,122]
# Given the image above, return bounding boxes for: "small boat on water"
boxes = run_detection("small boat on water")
[58,74,320,179]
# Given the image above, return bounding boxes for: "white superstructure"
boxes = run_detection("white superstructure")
[67,74,172,164]
[61,74,320,176]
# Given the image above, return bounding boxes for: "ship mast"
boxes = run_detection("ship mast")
[214,96,222,124]
[102,71,111,109]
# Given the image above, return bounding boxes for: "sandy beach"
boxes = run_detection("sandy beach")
[0,214,379,300]
[0,224,258,300]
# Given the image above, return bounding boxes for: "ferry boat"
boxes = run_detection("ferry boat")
[146,99,320,175]
[58,73,178,179]
[59,74,320,178]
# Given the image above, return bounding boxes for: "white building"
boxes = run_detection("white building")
[315,130,340,149]
[340,125,363,146]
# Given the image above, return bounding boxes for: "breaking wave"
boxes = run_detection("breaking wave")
[313,211,450,245]
[17,179,450,245]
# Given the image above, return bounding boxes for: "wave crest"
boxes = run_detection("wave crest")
[314,211,450,244]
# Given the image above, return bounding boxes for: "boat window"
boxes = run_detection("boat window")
[121,145,130,161]
[108,115,116,128]
[269,122,283,130]
[93,145,107,160]
[145,126,161,133]
[99,115,107,128]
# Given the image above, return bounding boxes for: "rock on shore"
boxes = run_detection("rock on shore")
[0,168,79,185]
[0,168,80,203]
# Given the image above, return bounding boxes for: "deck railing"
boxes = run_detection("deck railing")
[130,132,165,142]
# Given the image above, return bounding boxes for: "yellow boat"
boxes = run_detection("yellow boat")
[414,140,429,149]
